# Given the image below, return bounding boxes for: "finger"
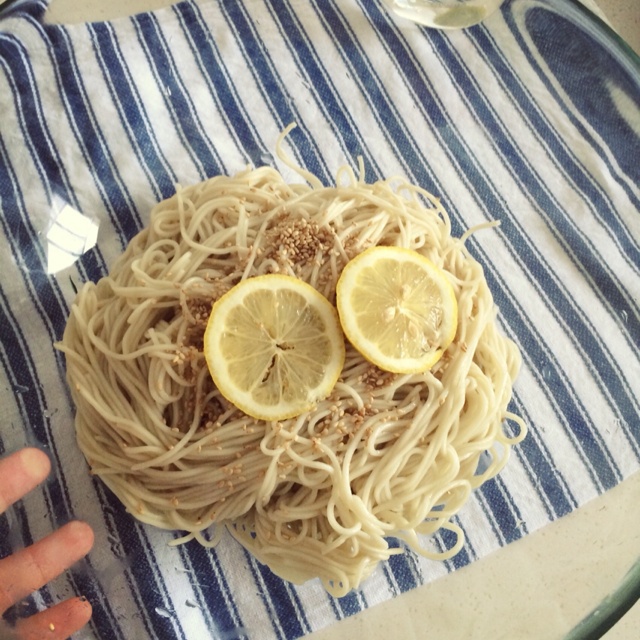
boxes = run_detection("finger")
[0,448,51,515]
[0,521,94,613]
[12,596,92,640]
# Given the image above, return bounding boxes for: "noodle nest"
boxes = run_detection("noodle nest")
[60,147,525,596]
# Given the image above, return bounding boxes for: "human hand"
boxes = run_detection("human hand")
[0,448,94,639]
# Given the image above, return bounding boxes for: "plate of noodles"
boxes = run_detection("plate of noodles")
[1,0,639,638]
[58,124,527,596]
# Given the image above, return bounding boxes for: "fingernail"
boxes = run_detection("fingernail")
[21,448,51,481]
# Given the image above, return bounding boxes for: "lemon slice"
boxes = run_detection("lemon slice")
[336,246,458,374]
[203,274,345,421]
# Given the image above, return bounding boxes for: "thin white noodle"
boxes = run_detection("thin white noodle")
[58,134,526,597]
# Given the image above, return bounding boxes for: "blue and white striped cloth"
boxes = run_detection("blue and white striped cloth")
[0,0,638,638]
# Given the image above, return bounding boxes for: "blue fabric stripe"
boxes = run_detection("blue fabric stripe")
[433,525,468,573]
[509,392,578,519]
[454,517,480,560]
[485,253,625,490]
[0,138,79,348]
[245,550,314,639]
[0,506,41,623]
[0,164,68,464]
[470,25,640,266]
[513,5,640,201]
[87,21,178,201]
[0,0,46,23]
[37,20,142,246]
[477,476,528,544]
[0,496,11,568]
[139,529,190,640]
[132,11,225,179]
[174,538,247,638]
[61,521,125,640]
[0,320,44,546]
[385,540,419,594]
[221,0,333,184]
[0,34,80,209]
[314,0,447,198]
[285,584,312,636]
[263,0,384,179]
[444,519,474,572]
[441,521,477,578]
[330,588,366,615]
[99,488,190,640]
[244,552,289,639]
[173,2,269,166]
[95,477,176,640]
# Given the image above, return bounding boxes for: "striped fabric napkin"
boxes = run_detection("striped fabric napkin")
[0,0,638,638]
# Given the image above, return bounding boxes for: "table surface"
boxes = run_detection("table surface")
[594,0,640,56]
[4,0,640,638]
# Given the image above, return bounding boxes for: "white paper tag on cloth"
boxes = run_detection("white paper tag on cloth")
[46,204,99,274]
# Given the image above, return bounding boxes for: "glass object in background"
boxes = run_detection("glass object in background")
[384,0,505,29]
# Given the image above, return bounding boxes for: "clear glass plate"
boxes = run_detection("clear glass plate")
[0,0,638,638]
